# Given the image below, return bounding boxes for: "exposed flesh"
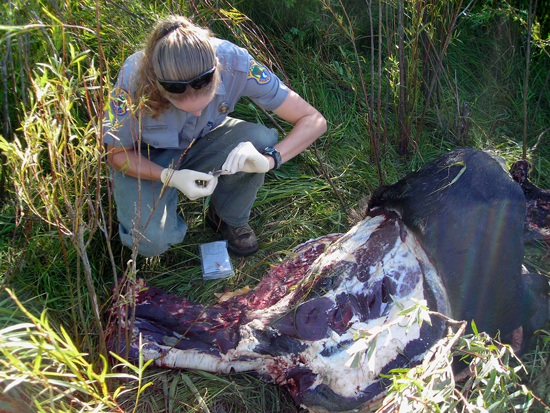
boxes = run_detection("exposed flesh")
[114,213,450,412]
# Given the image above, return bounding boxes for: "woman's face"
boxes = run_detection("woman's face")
[168,91,216,117]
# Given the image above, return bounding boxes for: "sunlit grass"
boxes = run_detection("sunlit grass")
[0,290,152,413]
[1,0,549,411]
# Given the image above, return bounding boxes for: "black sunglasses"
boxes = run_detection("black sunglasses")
[157,66,216,94]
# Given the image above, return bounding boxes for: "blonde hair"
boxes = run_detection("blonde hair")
[134,15,220,118]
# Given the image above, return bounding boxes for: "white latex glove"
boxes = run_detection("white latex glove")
[160,168,218,200]
[222,141,270,174]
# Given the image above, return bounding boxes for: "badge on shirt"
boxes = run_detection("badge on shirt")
[248,59,271,85]
[111,88,131,116]
[218,101,230,114]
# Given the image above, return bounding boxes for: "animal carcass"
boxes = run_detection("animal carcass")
[111,148,549,413]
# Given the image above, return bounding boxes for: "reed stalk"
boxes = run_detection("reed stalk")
[0,0,549,411]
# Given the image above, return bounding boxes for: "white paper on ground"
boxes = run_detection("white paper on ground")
[200,240,234,280]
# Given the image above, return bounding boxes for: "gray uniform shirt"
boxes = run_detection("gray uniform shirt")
[103,38,289,150]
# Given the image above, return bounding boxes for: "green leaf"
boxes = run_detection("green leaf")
[349,351,362,369]
[471,319,479,335]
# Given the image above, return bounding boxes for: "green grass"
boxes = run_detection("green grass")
[1,0,550,411]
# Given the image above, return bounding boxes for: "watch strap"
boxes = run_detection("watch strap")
[263,146,282,170]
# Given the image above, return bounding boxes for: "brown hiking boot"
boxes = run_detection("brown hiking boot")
[206,206,259,256]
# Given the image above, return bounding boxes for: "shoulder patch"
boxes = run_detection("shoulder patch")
[248,59,271,85]
[111,88,131,116]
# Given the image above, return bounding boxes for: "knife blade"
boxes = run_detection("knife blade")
[211,169,231,177]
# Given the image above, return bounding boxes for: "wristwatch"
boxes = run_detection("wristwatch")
[263,146,282,170]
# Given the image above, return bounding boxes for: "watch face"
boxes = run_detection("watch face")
[264,147,282,169]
